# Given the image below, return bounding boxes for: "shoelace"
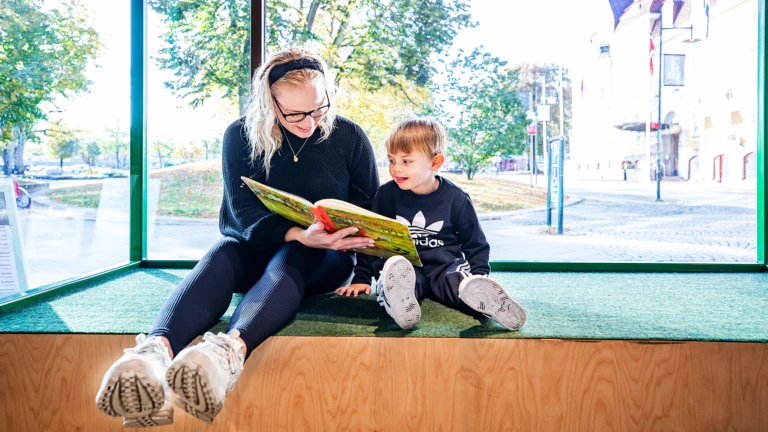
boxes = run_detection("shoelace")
[123,334,170,368]
[201,332,244,376]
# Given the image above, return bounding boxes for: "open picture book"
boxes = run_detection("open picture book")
[241,177,423,267]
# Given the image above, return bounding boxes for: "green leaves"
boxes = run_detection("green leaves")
[432,48,528,180]
[149,0,471,116]
[0,0,101,172]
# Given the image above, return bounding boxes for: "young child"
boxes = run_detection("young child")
[335,118,526,331]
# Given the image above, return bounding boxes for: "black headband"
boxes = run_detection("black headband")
[268,58,323,86]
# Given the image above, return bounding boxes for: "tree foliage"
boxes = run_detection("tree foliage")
[151,139,175,168]
[432,49,528,180]
[102,124,128,169]
[80,141,101,168]
[0,0,101,173]
[148,0,472,116]
[47,123,81,169]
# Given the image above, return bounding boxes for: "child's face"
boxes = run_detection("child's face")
[387,150,444,195]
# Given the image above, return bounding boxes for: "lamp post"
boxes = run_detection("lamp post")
[656,25,699,201]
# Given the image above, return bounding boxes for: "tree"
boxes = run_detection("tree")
[151,139,175,168]
[47,123,80,170]
[0,0,101,174]
[80,141,101,169]
[172,141,204,163]
[431,49,528,180]
[201,139,221,161]
[101,124,128,169]
[147,0,471,115]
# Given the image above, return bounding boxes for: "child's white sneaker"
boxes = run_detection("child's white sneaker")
[376,255,421,329]
[165,331,245,424]
[95,334,174,427]
[459,275,526,331]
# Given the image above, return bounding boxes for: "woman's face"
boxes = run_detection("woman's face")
[272,84,327,138]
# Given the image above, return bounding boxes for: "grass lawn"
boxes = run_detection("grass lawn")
[45,161,547,218]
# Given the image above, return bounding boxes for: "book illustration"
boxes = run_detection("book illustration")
[241,176,422,267]
[242,178,317,228]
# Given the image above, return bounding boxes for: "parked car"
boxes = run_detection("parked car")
[26,165,48,174]
[63,164,89,173]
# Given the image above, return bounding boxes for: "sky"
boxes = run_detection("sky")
[52,0,616,146]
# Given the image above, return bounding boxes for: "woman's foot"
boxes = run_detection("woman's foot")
[95,334,174,427]
[459,275,526,331]
[376,255,421,329]
[165,331,245,424]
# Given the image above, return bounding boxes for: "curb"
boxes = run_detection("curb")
[478,196,584,221]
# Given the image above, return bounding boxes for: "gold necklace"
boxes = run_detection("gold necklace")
[279,126,311,162]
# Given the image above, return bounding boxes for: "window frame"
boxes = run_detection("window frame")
[1,0,766,312]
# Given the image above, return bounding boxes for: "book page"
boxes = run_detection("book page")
[314,198,392,220]
[320,205,422,267]
[241,177,317,228]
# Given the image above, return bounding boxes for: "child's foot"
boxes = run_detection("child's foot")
[376,255,421,329]
[459,275,526,331]
[95,334,174,427]
[165,331,245,424]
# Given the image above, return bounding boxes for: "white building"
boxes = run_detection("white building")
[571,0,758,186]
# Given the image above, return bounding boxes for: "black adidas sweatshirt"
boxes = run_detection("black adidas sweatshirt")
[218,116,380,252]
[351,177,491,285]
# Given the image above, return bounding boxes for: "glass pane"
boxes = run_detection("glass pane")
[259,0,758,263]
[457,0,759,263]
[144,0,758,263]
[146,2,248,259]
[2,0,130,294]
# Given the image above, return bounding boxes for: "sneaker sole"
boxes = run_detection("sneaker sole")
[95,362,165,419]
[122,400,174,428]
[381,257,421,329]
[461,278,526,331]
[166,361,220,424]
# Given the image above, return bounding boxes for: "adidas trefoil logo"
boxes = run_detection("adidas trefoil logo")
[397,211,445,248]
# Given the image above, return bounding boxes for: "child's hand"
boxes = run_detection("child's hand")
[334,284,371,297]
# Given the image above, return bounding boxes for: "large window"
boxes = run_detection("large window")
[143,0,762,263]
[1,0,130,293]
[145,2,246,259]
[0,0,764,306]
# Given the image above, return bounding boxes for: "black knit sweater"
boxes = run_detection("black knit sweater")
[219,116,380,252]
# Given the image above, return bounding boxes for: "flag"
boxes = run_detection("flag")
[649,32,655,75]
[704,0,710,38]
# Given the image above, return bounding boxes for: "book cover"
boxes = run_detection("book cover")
[242,176,422,267]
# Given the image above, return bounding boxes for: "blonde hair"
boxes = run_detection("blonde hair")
[385,118,447,157]
[243,48,337,176]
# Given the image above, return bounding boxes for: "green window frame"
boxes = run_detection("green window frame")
[1,0,766,312]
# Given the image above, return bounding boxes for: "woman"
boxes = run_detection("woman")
[95,48,379,427]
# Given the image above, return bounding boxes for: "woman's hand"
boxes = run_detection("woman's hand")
[286,222,375,251]
[335,284,372,297]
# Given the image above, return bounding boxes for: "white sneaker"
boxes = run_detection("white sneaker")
[95,334,174,427]
[376,256,421,329]
[459,275,526,331]
[122,397,174,428]
[165,331,245,424]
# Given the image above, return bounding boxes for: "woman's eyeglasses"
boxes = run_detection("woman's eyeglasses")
[273,92,330,123]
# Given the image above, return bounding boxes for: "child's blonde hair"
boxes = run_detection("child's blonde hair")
[385,118,446,157]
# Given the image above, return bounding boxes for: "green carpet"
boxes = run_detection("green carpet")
[0,269,766,341]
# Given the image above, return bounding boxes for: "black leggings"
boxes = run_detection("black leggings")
[148,236,354,358]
